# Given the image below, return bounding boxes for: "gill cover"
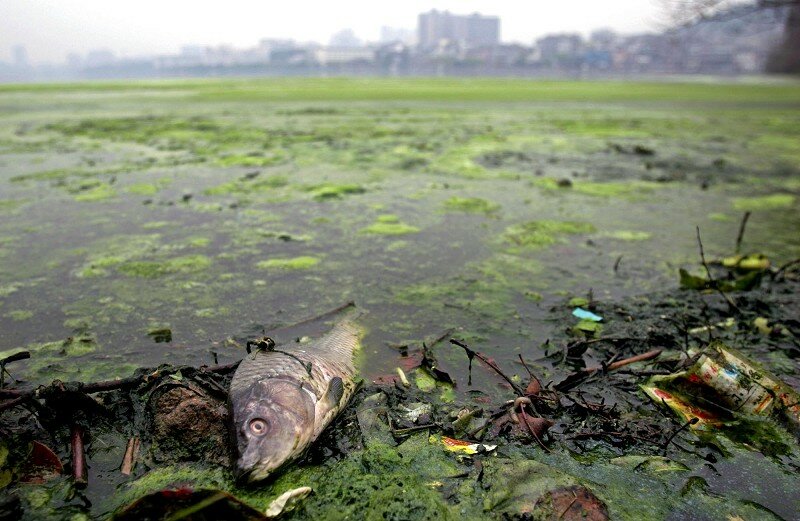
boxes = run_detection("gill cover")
[231,378,315,483]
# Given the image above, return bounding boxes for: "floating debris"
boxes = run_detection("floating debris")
[429,434,496,455]
[572,307,603,322]
[642,342,800,434]
[264,486,312,518]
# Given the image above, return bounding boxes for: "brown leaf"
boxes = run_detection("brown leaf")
[533,485,608,520]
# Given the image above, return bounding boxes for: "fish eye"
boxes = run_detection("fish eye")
[249,418,268,436]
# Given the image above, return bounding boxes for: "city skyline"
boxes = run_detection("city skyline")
[1,1,661,65]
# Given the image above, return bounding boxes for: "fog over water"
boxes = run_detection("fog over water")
[0,0,659,64]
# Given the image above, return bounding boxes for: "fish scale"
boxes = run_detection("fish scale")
[230,320,359,399]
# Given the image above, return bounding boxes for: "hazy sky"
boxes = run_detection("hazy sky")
[1,1,663,64]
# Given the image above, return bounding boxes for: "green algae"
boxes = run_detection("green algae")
[141,221,172,230]
[305,183,366,201]
[732,193,796,211]
[442,196,500,214]
[533,178,662,199]
[0,335,99,379]
[360,216,421,235]
[204,174,289,196]
[186,237,211,248]
[5,310,33,321]
[126,183,161,196]
[256,256,321,270]
[396,252,544,323]
[118,254,212,278]
[216,152,287,167]
[708,212,732,221]
[73,182,117,202]
[0,199,26,213]
[573,180,661,198]
[2,78,800,520]
[502,220,596,249]
[604,230,652,241]
[115,435,464,520]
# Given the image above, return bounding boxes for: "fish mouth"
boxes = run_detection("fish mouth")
[234,462,271,485]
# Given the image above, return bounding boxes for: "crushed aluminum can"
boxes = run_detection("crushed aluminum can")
[641,341,800,435]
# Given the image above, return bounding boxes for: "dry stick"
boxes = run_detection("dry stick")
[268,301,356,335]
[696,226,740,314]
[0,394,28,413]
[567,431,662,445]
[772,258,800,281]
[0,363,239,412]
[71,425,87,487]
[558,494,579,520]
[0,351,30,389]
[0,304,349,412]
[735,211,751,254]
[450,339,525,396]
[662,418,699,455]
[581,348,663,374]
[567,336,640,349]
[120,437,140,475]
[0,351,31,366]
[426,328,455,348]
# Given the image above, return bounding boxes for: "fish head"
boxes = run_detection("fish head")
[231,378,315,483]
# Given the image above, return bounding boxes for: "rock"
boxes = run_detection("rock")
[151,383,229,465]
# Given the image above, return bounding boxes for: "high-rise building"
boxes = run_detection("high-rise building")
[417,10,499,50]
[12,45,28,68]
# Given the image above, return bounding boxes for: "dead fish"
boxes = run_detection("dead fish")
[229,317,361,483]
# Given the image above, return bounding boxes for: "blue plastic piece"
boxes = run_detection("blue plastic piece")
[572,307,603,322]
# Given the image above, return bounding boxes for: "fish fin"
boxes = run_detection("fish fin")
[325,376,344,406]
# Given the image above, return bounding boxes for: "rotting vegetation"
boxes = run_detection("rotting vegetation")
[1,251,799,519]
[0,78,799,519]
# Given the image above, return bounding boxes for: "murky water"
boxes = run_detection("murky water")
[1,85,798,387]
[1,80,799,518]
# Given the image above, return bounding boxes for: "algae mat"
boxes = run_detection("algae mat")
[0,78,799,519]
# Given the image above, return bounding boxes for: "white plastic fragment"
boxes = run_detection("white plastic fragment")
[265,486,313,518]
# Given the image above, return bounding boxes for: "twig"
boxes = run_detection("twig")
[268,301,356,335]
[518,355,542,397]
[0,362,240,412]
[613,255,623,274]
[566,431,662,445]
[121,437,140,475]
[426,328,454,348]
[450,339,525,396]
[582,349,663,374]
[696,226,740,314]
[517,405,550,452]
[735,211,751,254]
[391,423,437,436]
[71,425,87,487]
[555,349,663,391]
[558,492,579,519]
[0,395,29,413]
[1,351,31,366]
[662,418,699,455]
[1,351,30,388]
[772,258,800,281]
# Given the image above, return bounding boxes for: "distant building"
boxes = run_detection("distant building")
[417,10,500,50]
[314,47,374,65]
[380,27,415,45]
[329,29,362,48]
[12,45,28,68]
[534,34,584,68]
[85,49,115,68]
